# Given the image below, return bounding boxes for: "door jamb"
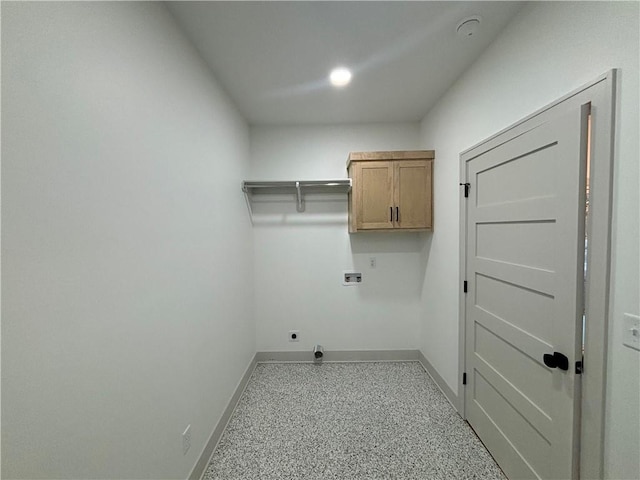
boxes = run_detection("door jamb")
[457,70,616,479]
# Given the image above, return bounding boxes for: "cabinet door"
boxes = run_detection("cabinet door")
[394,160,432,229]
[355,161,394,230]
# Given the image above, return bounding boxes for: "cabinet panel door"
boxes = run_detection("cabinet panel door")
[394,160,432,229]
[356,161,394,230]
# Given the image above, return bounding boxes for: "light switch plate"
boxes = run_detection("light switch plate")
[623,313,640,351]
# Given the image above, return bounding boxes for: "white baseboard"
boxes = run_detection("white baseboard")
[417,350,458,411]
[255,349,420,363]
[189,354,258,480]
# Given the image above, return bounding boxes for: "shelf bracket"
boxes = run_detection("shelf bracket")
[243,187,254,223]
[295,181,305,212]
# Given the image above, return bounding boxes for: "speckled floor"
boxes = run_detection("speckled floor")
[203,362,506,480]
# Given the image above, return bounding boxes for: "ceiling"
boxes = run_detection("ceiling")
[167,2,525,125]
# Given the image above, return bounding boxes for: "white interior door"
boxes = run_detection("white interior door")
[463,105,589,479]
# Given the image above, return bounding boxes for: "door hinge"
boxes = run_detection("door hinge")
[575,358,583,374]
[459,182,470,198]
[463,281,468,293]
[463,372,467,385]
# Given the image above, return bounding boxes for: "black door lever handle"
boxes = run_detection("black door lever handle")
[543,352,569,371]
[543,353,557,368]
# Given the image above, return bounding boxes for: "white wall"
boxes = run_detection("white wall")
[1,3,254,479]
[418,2,639,479]
[250,124,426,352]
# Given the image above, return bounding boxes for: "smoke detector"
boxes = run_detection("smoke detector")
[456,16,482,38]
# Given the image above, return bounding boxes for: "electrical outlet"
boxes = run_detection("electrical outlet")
[369,257,376,268]
[182,424,191,455]
[289,330,300,342]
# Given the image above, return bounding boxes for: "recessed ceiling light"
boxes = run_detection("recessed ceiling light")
[329,67,352,87]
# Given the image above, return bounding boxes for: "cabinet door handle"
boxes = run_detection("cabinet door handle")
[396,207,399,222]
[390,207,393,222]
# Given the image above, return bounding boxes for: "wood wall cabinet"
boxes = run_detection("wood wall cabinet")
[347,150,434,233]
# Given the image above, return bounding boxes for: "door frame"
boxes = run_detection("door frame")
[458,70,616,479]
